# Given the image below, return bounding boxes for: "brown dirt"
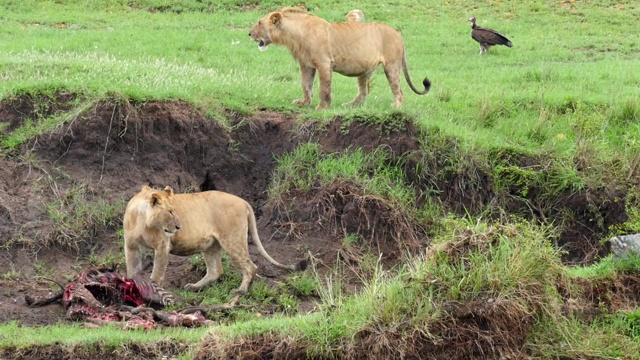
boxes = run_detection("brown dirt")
[0,92,633,359]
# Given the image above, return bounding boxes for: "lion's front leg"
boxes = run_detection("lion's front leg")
[150,240,171,286]
[124,238,143,278]
[316,66,333,110]
[293,63,315,107]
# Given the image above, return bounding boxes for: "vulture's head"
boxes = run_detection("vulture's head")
[468,17,477,26]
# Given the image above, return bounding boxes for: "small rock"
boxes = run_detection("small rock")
[610,234,640,259]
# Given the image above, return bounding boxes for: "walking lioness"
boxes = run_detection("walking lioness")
[249,7,430,110]
[123,185,307,294]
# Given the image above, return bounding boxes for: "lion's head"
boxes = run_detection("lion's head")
[143,186,181,237]
[248,7,308,52]
[345,9,365,23]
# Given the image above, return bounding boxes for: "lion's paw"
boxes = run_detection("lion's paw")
[232,288,248,296]
[184,283,200,291]
[292,99,310,106]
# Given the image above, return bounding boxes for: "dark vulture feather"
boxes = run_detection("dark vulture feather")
[468,16,512,54]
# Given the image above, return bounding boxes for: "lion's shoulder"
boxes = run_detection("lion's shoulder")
[279,7,308,15]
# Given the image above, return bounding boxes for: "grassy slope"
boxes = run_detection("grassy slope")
[1,0,640,358]
[1,1,638,157]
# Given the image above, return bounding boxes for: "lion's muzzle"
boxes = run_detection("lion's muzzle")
[163,222,180,237]
[248,30,270,52]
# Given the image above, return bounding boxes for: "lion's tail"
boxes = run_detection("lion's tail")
[402,49,431,95]
[247,204,308,272]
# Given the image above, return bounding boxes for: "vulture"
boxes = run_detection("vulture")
[468,16,513,54]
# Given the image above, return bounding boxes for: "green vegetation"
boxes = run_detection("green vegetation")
[203,218,640,358]
[44,181,124,251]
[1,0,639,358]
[2,0,638,165]
[0,321,205,358]
[270,143,417,209]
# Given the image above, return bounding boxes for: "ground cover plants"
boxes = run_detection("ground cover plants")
[0,0,639,359]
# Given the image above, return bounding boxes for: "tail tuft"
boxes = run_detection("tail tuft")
[296,260,308,271]
[422,78,431,93]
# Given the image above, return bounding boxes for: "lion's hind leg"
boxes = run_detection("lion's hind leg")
[184,242,224,291]
[344,72,373,107]
[384,62,404,108]
[228,251,258,295]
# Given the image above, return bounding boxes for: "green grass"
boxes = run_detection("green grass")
[1,0,638,163]
[269,142,420,209]
[1,0,640,358]
[0,321,206,348]
[566,255,640,279]
[44,181,125,251]
[204,217,640,358]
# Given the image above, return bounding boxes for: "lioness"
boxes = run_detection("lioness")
[249,7,430,110]
[345,9,365,23]
[123,185,307,294]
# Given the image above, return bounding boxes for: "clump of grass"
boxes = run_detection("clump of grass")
[340,110,417,135]
[0,92,93,151]
[477,96,512,128]
[565,254,640,280]
[285,273,319,297]
[44,181,124,252]
[610,97,639,125]
[269,143,417,209]
[2,265,21,280]
[489,147,584,206]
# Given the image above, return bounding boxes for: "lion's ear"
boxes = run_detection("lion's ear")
[163,186,174,197]
[269,12,282,25]
[150,192,161,207]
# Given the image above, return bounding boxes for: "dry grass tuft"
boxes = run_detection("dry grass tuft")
[268,181,427,260]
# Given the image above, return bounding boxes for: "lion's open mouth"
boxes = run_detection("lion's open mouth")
[258,40,268,52]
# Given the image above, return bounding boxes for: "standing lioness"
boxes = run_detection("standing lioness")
[123,185,306,294]
[249,7,430,110]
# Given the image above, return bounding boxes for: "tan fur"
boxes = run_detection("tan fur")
[123,185,306,294]
[249,7,430,110]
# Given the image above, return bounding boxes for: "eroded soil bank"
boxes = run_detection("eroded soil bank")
[0,93,633,359]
